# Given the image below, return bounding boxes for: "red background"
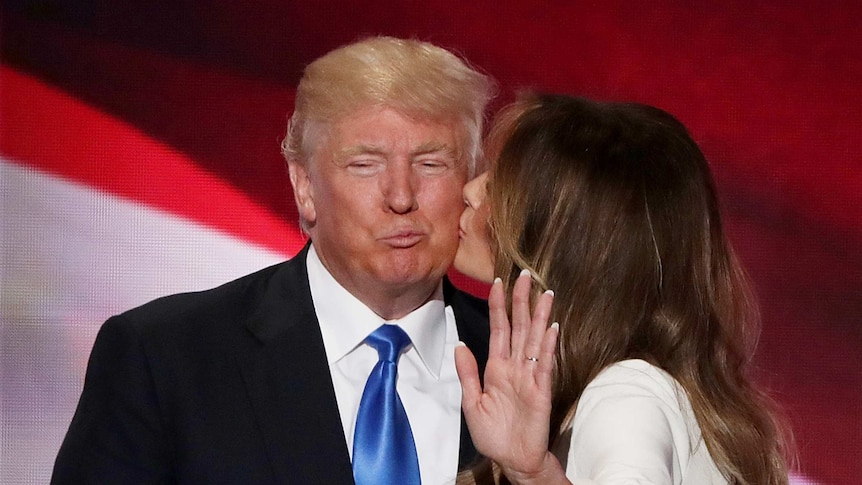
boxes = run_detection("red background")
[2,1,860,483]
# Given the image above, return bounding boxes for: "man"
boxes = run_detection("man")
[52,37,494,484]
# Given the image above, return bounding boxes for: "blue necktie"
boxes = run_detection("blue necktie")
[352,324,421,485]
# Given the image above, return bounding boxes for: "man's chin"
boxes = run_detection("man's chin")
[373,260,448,289]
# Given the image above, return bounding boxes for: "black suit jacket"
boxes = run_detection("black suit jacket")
[52,244,489,484]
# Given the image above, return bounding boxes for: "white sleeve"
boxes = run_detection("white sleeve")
[565,362,689,485]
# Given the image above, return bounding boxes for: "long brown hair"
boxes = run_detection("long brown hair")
[466,94,792,484]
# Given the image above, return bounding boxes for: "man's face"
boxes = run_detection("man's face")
[290,106,468,311]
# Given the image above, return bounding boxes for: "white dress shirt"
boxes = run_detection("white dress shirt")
[560,359,727,484]
[306,245,463,485]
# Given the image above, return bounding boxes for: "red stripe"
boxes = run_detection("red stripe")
[1,65,305,257]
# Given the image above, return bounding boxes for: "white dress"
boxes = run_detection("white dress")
[557,359,727,484]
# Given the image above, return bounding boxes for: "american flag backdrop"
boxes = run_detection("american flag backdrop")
[1,1,860,484]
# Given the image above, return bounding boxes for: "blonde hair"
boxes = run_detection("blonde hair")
[462,94,793,484]
[281,36,494,176]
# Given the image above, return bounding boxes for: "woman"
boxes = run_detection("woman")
[453,94,792,484]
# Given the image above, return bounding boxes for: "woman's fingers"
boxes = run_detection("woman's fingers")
[489,269,556,370]
[537,323,559,392]
[510,269,533,359]
[455,342,481,411]
[524,288,554,369]
[487,277,510,360]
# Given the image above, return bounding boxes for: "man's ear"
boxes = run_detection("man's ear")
[288,159,316,224]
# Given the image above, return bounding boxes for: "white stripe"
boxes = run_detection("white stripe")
[1,158,284,484]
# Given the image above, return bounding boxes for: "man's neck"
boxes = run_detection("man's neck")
[354,282,444,320]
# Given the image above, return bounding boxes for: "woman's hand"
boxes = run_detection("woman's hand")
[455,270,568,484]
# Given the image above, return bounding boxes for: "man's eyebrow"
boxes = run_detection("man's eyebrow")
[334,142,459,160]
[412,141,458,158]
[335,144,386,160]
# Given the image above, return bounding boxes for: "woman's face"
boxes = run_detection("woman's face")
[454,171,495,283]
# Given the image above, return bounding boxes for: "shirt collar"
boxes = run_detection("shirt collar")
[307,244,448,379]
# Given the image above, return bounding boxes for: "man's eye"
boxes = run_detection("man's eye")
[416,159,449,174]
[347,160,380,175]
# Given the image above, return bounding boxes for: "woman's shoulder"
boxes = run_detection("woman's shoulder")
[585,359,682,404]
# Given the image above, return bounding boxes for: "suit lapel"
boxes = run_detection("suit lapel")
[237,244,354,484]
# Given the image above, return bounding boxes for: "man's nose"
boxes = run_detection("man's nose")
[383,163,418,214]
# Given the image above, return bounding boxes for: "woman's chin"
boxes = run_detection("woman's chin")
[453,251,495,284]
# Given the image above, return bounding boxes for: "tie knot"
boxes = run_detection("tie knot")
[366,325,411,363]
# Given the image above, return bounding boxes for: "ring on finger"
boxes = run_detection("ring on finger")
[525,356,539,362]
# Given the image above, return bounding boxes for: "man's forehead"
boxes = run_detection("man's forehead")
[307,106,470,167]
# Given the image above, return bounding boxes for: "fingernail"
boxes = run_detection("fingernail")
[544,289,554,297]
[456,341,467,347]
[493,277,502,285]
[551,322,560,330]
[519,268,531,278]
